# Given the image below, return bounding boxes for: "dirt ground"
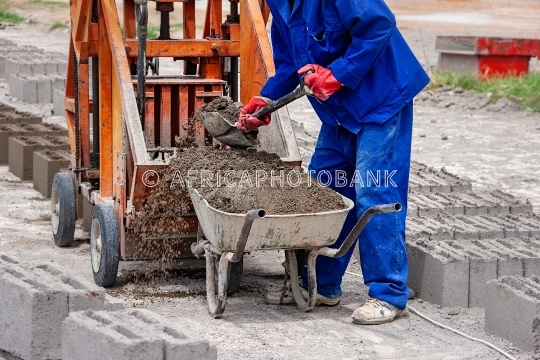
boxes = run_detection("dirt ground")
[1,0,540,359]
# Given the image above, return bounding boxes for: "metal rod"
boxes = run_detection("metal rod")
[91,57,99,153]
[229,209,266,263]
[230,57,238,102]
[159,11,170,40]
[318,203,402,259]
[136,0,148,122]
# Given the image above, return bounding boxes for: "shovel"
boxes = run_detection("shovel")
[196,78,312,148]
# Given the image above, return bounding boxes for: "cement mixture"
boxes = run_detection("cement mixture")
[169,145,347,214]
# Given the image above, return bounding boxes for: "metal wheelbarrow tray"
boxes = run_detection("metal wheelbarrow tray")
[188,186,401,318]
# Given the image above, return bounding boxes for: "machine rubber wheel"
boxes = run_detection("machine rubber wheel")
[90,203,119,287]
[51,172,76,247]
[216,256,243,296]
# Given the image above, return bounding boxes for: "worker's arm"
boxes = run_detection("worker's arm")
[328,0,396,90]
[259,19,300,100]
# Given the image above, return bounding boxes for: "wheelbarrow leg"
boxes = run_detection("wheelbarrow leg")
[205,250,231,318]
[286,249,318,312]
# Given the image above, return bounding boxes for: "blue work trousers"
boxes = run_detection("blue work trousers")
[302,102,413,310]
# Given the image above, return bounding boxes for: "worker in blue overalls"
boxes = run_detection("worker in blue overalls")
[238,0,430,324]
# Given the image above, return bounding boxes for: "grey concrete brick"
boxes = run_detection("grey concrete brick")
[62,309,217,360]
[35,74,53,103]
[407,216,454,240]
[407,240,469,307]
[496,239,540,278]
[0,124,25,164]
[482,240,524,278]
[8,136,70,180]
[50,73,66,93]
[53,88,64,116]
[33,149,71,198]
[456,215,505,239]
[0,265,68,360]
[82,197,95,233]
[8,73,38,103]
[437,241,497,308]
[485,275,540,351]
[435,213,481,240]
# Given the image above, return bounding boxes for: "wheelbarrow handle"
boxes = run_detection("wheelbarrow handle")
[251,70,314,120]
[318,203,402,259]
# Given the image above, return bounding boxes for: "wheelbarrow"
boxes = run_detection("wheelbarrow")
[188,186,401,318]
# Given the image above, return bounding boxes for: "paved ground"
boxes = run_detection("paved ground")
[1,0,540,359]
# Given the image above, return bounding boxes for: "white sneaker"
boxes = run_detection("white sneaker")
[351,298,408,325]
[265,284,341,306]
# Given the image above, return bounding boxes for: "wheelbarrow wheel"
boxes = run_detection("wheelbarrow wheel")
[215,256,243,296]
[51,172,76,247]
[90,203,119,287]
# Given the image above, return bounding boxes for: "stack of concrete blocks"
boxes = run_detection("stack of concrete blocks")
[5,51,67,104]
[8,135,70,181]
[406,162,540,312]
[0,254,123,360]
[0,41,44,79]
[485,275,540,352]
[63,309,217,360]
[0,122,67,164]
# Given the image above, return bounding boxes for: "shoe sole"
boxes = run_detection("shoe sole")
[351,311,408,325]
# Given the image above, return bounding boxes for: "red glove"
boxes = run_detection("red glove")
[237,96,272,132]
[298,64,341,101]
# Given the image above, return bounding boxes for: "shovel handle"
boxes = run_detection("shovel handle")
[251,70,314,120]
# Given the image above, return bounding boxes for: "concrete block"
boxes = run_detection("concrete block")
[407,240,469,307]
[496,239,540,278]
[0,257,124,359]
[436,213,481,240]
[482,240,524,278]
[0,124,25,164]
[8,136,70,181]
[50,73,66,93]
[485,275,540,351]
[456,215,505,239]
[82,196,95,233]
[62,309,217,360]
[437,241,497,308]
[53,88,65,116]
[9,73,37,103]
[35,74,52,104]
[0,265,68,360]
[33,149,71,198]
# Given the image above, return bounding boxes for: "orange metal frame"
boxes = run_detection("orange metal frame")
[65,0,297,259]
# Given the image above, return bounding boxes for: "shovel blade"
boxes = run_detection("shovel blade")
[196,111,254,148]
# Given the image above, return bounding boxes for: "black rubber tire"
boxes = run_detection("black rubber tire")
[51,172,76,247]
[216,256,243,296]
[90,203,119,287]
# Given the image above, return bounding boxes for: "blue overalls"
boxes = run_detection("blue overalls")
[260,0,430,310]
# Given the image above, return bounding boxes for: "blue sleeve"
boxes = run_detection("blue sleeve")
[328,0,396,90]
[259,19,300,100]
